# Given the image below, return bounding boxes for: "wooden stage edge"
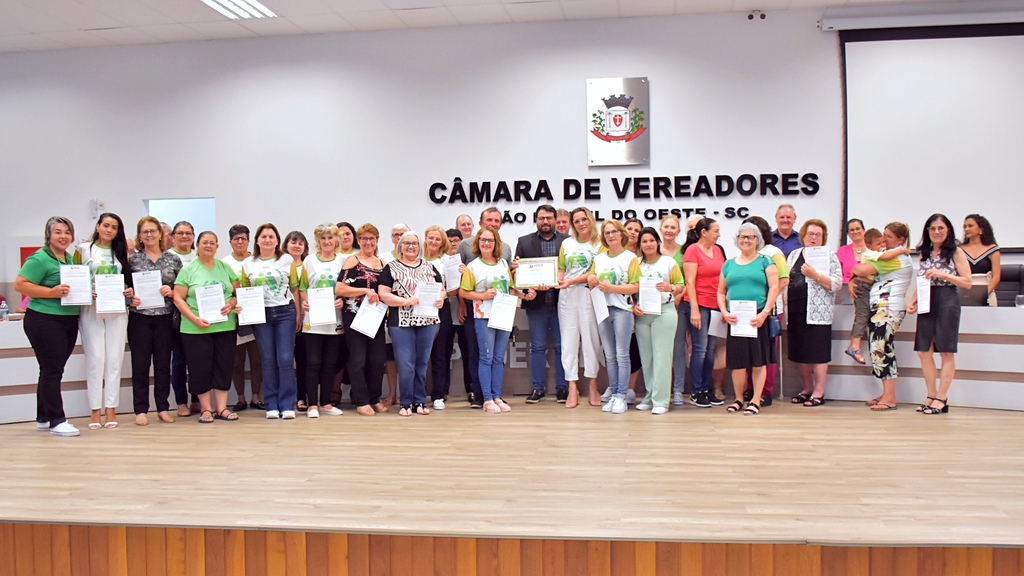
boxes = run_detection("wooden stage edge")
[3,523,1024,576]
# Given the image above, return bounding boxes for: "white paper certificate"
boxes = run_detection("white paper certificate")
[729,300,758,338]
[307,287,337,326]
[413,281,442,318]
[638,278,662,315]
[442,254,462,292]
[235,286,266,326]
[803,246,829,278]
[514,257,558,289]
[590,286,610,325]
[196,284,228,324]
[487,292,518,331]
[132,270,165,310]
[351,300,387,338]
[916,276,931,314]
[94,274,126,314]
[60,264,92,306]
[708,310,728,338]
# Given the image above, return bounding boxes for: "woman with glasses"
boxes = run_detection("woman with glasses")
[329,222,359,407]
[240,223,299,420]
[127,217,182,425]
[379,231,445,416]
[718,223,780,416]
[337,224,388,416]
[222,224,262,413]
[168,221,197,417]
[173,231,241,423]
[299,223,345,418]
[556,207,602,409]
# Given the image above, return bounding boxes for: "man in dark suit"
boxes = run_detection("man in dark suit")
[514,204,568,403]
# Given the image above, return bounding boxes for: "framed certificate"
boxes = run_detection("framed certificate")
[514,257,558,289]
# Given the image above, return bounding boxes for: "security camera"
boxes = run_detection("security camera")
[748,10,765,20]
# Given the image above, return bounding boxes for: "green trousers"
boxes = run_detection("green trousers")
[635,301,678,408]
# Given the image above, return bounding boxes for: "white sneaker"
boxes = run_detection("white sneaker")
[611,397,627,414]
[307,407,320,418]
[49,422,80,437]
[601,399,614,412]
[37,421,49,431]
[281,410,296,420]
[432,399,446,410]
[651,406,669,415]
[635,403,652,411]
[600,387,613,402]
[322,406,343,416]
[265,410,280,420]
[672,391,684,406]
[625,389,637,405]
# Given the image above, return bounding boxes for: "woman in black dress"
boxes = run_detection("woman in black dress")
[960,214,1000,305]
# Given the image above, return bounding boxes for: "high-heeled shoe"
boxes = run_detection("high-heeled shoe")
[916,397,937,412]
[922,398,949,415]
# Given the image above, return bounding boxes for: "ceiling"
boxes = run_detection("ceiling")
[0,0,969,53]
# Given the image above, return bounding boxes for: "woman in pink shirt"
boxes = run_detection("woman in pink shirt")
[681,218,726,408]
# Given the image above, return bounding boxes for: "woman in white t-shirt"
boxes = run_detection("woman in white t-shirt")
[460,227,525,414]
[556,207,602,409]
[240,223,299,419]
[587,220,640,415]
[299,222,346,419]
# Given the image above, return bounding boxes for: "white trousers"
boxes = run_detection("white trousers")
[79,305,128,409]
[558,284,601,381]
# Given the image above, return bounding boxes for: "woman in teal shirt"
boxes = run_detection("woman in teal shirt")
[14,216,82,437]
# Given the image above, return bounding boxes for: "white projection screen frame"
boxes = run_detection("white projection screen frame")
[843,27,1024,248]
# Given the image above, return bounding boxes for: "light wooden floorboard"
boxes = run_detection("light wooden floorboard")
[2,398,1023,546]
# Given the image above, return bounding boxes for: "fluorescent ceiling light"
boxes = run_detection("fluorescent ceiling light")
[201,0,277,20]
[820,0,1024,31]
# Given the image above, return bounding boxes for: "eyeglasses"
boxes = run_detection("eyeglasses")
[478,238,495,244]
[175,232,194,237]
[400,242,419,248]
[198,241,217,247]
[738,235,758,241]
[140,229,160,236]
[358,236,376,242]
[804,231,824,237]
[231,236,248,242]
[391,233,404,238]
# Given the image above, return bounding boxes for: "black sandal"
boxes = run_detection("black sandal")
[198,410,214,424]
[726,400,743,413]
[215,409,238,421]
[803,397,825,407]
[916,397,937,413]
[791,393,812,404]
[922,398,949,415]
[743,401,761,416]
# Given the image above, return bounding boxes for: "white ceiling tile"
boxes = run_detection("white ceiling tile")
[0,3,75,33]
[186,20,260,38]
[619,0,674,17]
[394,6,459,26]
[448,3,511,23]
[287,12,357,31]
[137,0,230,24]
[264,0,337,17]
[561,0,618,19]
[76,0,176,26]
[442,0,496,5]
[504,1,564,22]
[340,8,407,28]
[88,26,162,44]
[0,32,70,50]
[40,28,117,46]
[28,0,125,30]
[323,0,389,12]
[135,23,210,42]
[238,16,308,35]
[675,0,735,14]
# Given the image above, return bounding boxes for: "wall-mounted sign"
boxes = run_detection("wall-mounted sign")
[587,77,649,166]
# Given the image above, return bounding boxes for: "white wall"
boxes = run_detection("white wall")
[0,10,843,279]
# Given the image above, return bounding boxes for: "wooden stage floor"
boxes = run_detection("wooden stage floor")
[2,397,1023,548]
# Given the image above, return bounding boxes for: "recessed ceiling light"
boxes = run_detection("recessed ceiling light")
[201,0,277,20]
[380,0,442,10]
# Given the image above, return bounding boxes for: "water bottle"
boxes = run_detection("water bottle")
[0,300,8,322]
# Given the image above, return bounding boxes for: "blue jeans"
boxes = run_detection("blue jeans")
[474,318,511,402]
[597,307,634,396]
[391,324,440,407]
[525,306,566,392]
[253,302,297,413]
[672,300,689,393]
[682,301,716,394]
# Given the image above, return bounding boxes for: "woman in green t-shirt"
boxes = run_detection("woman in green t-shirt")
[14,216,82,437]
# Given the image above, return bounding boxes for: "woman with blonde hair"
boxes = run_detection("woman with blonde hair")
[423,225,457,410]
[660,214,688,406]
[556,207,602,408]
[299,222,346,418]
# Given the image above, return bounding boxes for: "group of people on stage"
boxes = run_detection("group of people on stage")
[14,204,1002,436]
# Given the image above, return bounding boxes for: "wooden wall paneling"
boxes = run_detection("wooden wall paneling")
[565,538,589,576]
[51,524,72,576]
[432,536,456,576]
[367,534,391,576]
[165,527,184,576]
[475,537,500,576]
[774,544,821,576]
[13,523,33,575]
[542,539,566,576]
[326,533,350,576]
[632,541,656,576]
[125,526,147,576]
[942,546,970,576]
[410,536,435,576]
[496,537,520,576]
[656,541,683,576]
[224,529,246,576]
[68,524,90,576]
[725,543,751,576]
[389,535,413,575]
[87,524,110,576]
[306,531,330,576]
[821,545,869,576]
[967,547,994,576]
[519,538,543,576]
[184,525,205,576]
[30,523,52,575]
[264,531,287,576]
[586,539,610,576]
[749,544,774,576]
[702,542,728,576]
[894,547,921,575]
[0,524,14,576]
[991,547,1021,576]
[107,525,128,576]
[284,530,307,576]
[204,528,226,576]
[679,542,703,576]
[244,528,266,576]
[347,533,370,576]
[869,547,895,576]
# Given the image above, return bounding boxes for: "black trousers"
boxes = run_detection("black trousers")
[342,311,386,407]
[305,333,340,407]
[23,309,78,427]
[180,331,235,395]
[128,312,174,414]
[459,314,483,398]
[429,300,453,400]
[294,332,307,403]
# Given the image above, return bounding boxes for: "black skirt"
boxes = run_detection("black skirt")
[914,285,961,353]
[787,292,832,364]
[726,323,776,369]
